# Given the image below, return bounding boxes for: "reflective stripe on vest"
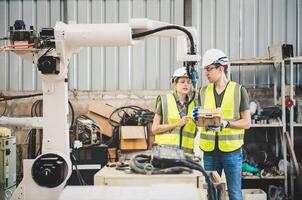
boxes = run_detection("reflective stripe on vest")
[155,93,196,156]
[199,81,245,152]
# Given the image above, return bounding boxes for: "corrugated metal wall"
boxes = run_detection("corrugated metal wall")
[0,0,184,91]
[0,0,301,91]
[193,0,302,87]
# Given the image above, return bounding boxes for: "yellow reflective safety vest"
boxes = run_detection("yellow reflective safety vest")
[198,81,244,152]
[155,93,197,156]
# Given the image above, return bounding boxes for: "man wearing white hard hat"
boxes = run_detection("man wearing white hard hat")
[194,49,251,200]
[152,67,197,157]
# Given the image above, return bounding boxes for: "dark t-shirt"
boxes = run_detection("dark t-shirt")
[214,84,250,112]
[207,83,250,155]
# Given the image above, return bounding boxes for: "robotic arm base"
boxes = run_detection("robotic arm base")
[11,152,71,200]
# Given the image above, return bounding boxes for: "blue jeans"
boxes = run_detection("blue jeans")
[204,150,243,200]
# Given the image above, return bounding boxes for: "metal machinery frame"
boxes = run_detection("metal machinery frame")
[284,56,302,199]
[229,59,287,195]
[0,18,200,200]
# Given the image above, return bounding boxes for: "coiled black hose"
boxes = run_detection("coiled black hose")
[129,153,217,200]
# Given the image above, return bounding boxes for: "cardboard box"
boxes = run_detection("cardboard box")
[197,108,222,127]
[242,189,266,200]
[119,126,147,150]
[88,101,121,123]
[86,101,121,137]
[86,112,114,137]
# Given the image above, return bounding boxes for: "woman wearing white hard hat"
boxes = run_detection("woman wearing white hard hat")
[195,49,251,200]
[151,67,197,157]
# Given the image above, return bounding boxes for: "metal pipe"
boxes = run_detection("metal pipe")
[0,116,43,128]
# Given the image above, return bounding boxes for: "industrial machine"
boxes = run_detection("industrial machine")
[0,19,200,199]
[74,115,102,147]
[0,128,16,200]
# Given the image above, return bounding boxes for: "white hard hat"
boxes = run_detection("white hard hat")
[171,67,188,82]
[202,49,229,68]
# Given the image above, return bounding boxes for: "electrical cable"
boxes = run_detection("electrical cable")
[108,105,155,127]
[0,100,7,117]
[41,47,54,57]
[132,25,196,54]
[0,93,42,101]
[181,157,217,200]
[30,99,75,128]
[31,99,43,117]
[71,152,87,185]
[30,99,43,158]
[16,145,23,184]
[27,129,36,159]
[129,154,193,175]
[129,153,217,200]
[68,100,75,129]
[35,36,54,49]
[37,100,74,155]
[132,26,198,108]
[102,126,119,148]
[28,99,74,158]
[35,130,43,157]
[186,90,196,108]
[105,105,155,148]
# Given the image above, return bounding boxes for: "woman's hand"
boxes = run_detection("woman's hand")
[152,114,190,134]
[178,116,189,126]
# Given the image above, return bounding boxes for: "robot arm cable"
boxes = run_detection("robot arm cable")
[132,25,199,105]
[132,25,196,54]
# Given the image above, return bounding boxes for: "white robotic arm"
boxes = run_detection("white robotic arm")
[55,18,199,61]
[1,19,200,200]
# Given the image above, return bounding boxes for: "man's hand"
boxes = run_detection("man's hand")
[221,120,230,129]
[206,125,221,132]
[206,120,230,132]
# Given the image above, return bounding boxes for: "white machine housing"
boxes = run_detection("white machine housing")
[0,18,200,200]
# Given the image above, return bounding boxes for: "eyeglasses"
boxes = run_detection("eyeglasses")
[204,66,218,72]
